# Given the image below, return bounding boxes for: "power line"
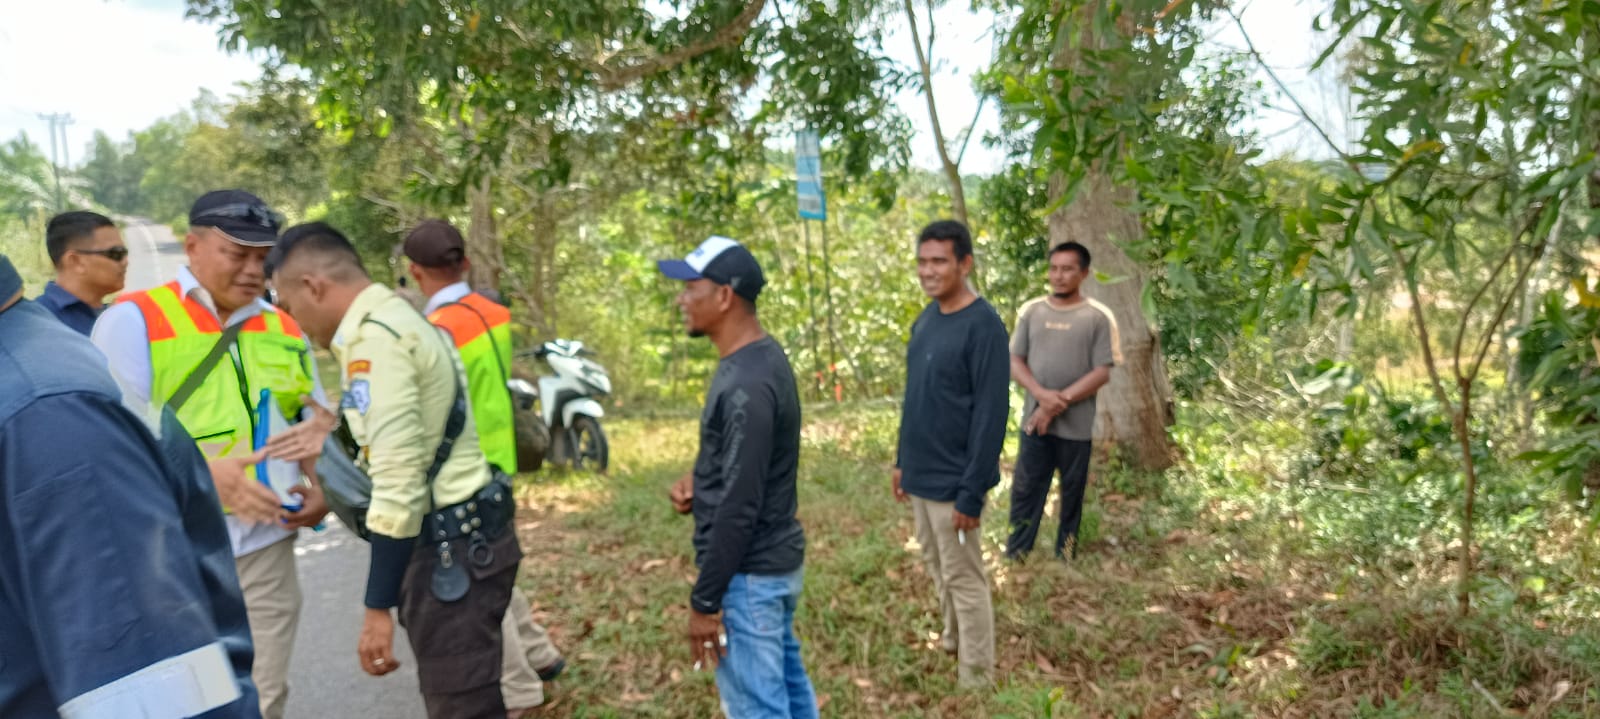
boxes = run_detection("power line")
[37,112,72,211]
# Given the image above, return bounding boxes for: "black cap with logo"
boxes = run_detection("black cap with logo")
[189,190,284,247]
[656,236,767,303]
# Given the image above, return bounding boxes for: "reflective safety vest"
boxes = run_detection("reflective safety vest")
[429,292,517,474]
[118,281,314,461]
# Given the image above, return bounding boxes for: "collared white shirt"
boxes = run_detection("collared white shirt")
[91,265,326,557]
[422,281,472,316]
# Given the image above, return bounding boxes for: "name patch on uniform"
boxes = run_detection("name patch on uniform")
[341,379,373,415]
[347,359,372,376]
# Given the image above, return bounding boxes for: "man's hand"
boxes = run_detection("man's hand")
[891,467,908,503]
[952,507,981,532]
[263,395,338,462]
[688,609,726,670]
[669,472,694,515]
[282,479,330,530]
[1022,408,1054,436]
[208,450,282,524]
[358,608,400,676]
[1034,389,1068,416]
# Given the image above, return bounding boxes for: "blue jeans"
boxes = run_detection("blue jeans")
[716,569,818,719]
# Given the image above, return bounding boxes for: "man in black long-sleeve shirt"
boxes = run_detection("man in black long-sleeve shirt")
[661,236,817,718]
[893,220,1010,687]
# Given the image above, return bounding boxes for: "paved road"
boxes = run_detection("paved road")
[121,220,186,292]
[121,220,428,717]
[287,520,425,719]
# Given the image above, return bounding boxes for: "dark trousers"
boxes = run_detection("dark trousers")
[398,530,522,719]
[1006,432,1093,559]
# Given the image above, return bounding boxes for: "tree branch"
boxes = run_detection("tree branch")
[903,0,968,224]
[1467,212,1553,385]
[595,0,768,90]
[954,93,987,168]
[1379,209,1453,414]
[1226,6,1357,170]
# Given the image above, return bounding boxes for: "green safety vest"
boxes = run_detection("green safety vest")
[429,292,518,474]
[118,280,314,461]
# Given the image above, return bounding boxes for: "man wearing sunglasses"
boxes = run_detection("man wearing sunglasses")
[92,189,336,719]
[37,210,127,336]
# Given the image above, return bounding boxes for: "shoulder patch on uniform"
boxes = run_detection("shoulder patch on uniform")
[347,359,371,376]
[341,379,372,415]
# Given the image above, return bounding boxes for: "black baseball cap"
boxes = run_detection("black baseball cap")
[402,219,467,268]
[189,190,284,247]
[657,236,766,303]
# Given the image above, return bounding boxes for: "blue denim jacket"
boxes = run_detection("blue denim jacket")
[0,258,260,719]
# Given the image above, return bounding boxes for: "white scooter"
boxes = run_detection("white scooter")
[507,339,611,472]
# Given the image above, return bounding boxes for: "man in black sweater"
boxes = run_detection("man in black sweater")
[661,236,818,718]
[893,220,1010,687]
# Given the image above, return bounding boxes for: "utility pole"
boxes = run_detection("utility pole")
[37,112,73,211]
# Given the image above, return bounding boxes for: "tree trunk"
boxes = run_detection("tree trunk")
[1049,169,1175,469]
[1454,385,1478,616]
[467,173,502,292]
[902,0,968,226]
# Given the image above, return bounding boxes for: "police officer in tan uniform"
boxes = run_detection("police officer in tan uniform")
[267,222,522,718]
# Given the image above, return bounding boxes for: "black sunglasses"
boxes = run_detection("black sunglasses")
[75,246,129,262]
[193,202,285,230]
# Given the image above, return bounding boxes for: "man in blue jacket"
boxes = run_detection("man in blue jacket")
[0,253,261,718]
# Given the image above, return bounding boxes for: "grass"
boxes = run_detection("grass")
[506,401,1600,718]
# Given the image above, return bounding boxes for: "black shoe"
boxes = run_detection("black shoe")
[536,657,565,682]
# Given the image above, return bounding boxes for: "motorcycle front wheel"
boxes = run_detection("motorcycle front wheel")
[568,414,609,473]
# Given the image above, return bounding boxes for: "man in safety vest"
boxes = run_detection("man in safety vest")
[92,189,334,719]
[402,219,565,715]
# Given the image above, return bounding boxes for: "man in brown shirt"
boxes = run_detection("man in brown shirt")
[1007,242,1122,559]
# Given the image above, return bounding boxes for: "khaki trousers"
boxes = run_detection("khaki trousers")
[911,496,995,685]
[499,588,561,709]
[235,537,302,719]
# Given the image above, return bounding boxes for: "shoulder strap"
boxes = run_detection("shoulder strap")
[426,368,468,489]
[436,298,510,384]
[351,309,468,510]
[168,322,245,412]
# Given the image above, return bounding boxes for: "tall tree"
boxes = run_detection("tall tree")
[901,0,974,225]
[1300,0,1600,614]
[79,131,145,215]
[990,0,1238,469]
[187,0,912,296]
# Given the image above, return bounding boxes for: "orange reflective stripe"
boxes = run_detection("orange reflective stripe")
[126,291,177,341]
[429,293,509,348]
[277,309,302,338]
[431,307,488,347]
[242,315,268,333]
[180,297,221,334]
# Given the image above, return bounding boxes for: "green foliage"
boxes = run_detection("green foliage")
[188,0,914,197]
[0,213,52,291]
[76,80,335,226]
[1518,287,1600,508]
[514,403,1600,716]
[0,134,70,220]
[546,160,950,406]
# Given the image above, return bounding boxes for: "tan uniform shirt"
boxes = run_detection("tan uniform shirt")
[331,283,491,539]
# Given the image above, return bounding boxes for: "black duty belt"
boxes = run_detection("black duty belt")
[421,471,516,603]
[423,472,515,544]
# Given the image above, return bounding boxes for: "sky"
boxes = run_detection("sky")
[0,0,1347,176]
